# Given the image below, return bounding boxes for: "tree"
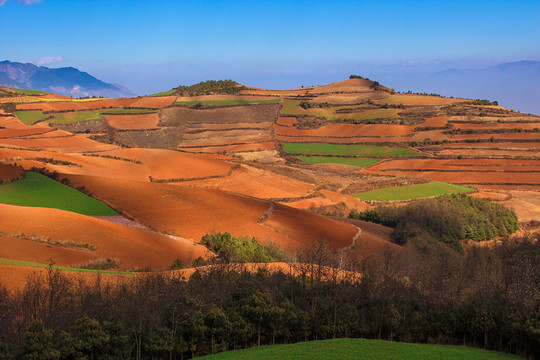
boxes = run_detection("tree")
[23,321,59,360]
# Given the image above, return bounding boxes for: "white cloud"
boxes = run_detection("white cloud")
[34,56,67,66]
[0,0,41,5]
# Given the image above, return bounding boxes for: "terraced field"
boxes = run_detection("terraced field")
[352,181,475,200]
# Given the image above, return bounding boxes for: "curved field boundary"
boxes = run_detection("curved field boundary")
[149,163,241,183]
[0,172,117,215]
[352,181,475,201]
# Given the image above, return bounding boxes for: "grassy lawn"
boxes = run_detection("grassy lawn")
[353,181,475,201]
[48,110,103,124]
[198,338,521,360]
[0,258,132,274]
[283,142,417,157]
[100,108,157,114]
[175,98,281,106]
[0,172,116,215]
[295,156,379,167]
[13,110,49,125]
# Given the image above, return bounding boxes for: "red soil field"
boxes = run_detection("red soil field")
[307,79,374,94]
[310,93,386,105]
[179,164,315,199]
[0,134,118,152]
[0,203,210,270]
[129,96,176,108]
[445,142,540,149]
[179,142,276,154]
[105,113,160,130]
[276,117,298,127]
[22,129,74,139]
[16,98,137,111]
[40,93,73,100]
[63,175,358,252]
[239,88,307,96]
[369,159,540,172]
[0,163,23,182]
[375,94,466,106]
[437,148,540,157]
[275,134,411,144]
[176,94,279,102]
[101,148,235,180]
[453,122,540,130]
[340,218,400,253]
[263,202,359,250]
[273,123,416,137]
[188,122,272,130]
[366,169,539,185]
[181,137,274,146]
[0,127,54,139]
[182,129,267,140]
[449,133,539,140]
[0,115,36,129]
[419,115,450,127]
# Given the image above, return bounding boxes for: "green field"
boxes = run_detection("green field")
[48,110,103,124]
[198,338,521,360]
[10,88,50,96]
[148,89,177,96]
[353,181,475,201]
[0,258,132,274]
[283,142,417,157]
[175,98,281,106]
[13,110,49,125]
[0,172,116,215]
[295,156,379,167]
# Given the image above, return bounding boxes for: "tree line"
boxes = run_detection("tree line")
[0,232,537,359]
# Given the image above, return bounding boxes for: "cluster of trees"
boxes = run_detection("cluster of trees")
[200,232,285,264]
[0,233,537,359]
[467,99,499,106]
[350,194,519,249]
[174,80,243,96]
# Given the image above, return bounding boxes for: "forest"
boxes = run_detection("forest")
[0,233,537,360]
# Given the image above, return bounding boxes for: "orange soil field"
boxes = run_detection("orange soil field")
[307,79,374,94]
[445,142,540,149]
[187,122,273,130]
[181,137,274,146]
[374,94,466,106]
[340,218,399,253]
[39,93,73,100]
[16,98,137,111]
[0,134,118,152]
[22,129,74,139]
[275,134,411,144]
[500,191,540,222]
[239,88,307,96]
[453,122,540,130]
[179,141,276,154]
[0,126,53,139]
[276,117,298,126]
[274,123,416,137]
[420,115,450,127]
[449,133,539,140]
[1,115,38,129]
[367,170,540,185]
[176,94,279,102]
[285,190,369,213]
[63,175,358,251]
[182,129,267,140]
[369,159,540,172]
[310,93,386,105]
[101,148,235,180]
[471,191,510,201]
[437,148,540,157]
[129,96,176,108]
[105,113,160,130]
[0,203,210,269]
[179,164,315,199]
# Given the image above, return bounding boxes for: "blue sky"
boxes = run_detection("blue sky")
[1,0,539,94]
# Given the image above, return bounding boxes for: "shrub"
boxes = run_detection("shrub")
[200,232,284,263]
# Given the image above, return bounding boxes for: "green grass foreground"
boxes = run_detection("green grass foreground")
[353,181,475,201]
[0,258,132,274]
[295,155,379,167]
[13,110,49,125]
[175,98,281,106]
[0,172,116,215]
[283,142,417,157]
[198,338,521,360]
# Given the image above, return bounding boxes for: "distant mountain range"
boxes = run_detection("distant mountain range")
[0,60,134,98]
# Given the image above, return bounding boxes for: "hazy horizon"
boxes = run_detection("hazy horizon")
[1,0,539,112]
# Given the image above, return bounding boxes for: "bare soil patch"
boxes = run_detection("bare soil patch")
[105,113,160,130]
